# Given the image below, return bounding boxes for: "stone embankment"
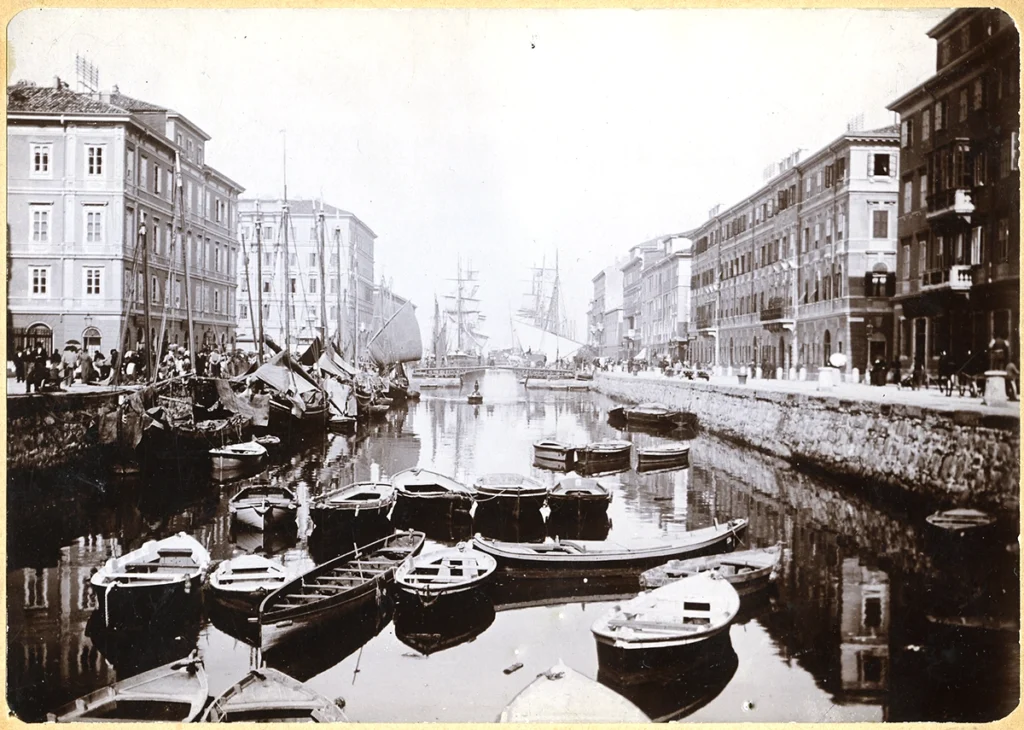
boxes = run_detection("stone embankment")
[596,372,1020,514]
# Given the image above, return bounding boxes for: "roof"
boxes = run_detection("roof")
[927,8,970,39]
[108,91,167,112]
[7,83,127,115]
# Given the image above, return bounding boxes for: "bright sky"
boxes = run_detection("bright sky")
[9,8,950,348]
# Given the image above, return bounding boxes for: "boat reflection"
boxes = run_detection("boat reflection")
[490,573,639,613]
[85,610,201,677]
[394,592,495,656]
[308,515,393,564]
[598,635,738,721]
[546,512,611,541]
[392,502,473,544]
[230,522,298,557]
[263,598,393,682]
[473,503,545,543]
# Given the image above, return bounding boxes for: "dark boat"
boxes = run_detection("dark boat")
[467,393,484,404]
[394,545,497,603]
[392,467,476,511]
[622,402,681,427]
[253,351,331,436]
[574,440,631,472]
[474,519,747,578]
[547,475,612,519]
[533,439,577,468]
[89,533,211,630]
[640,543,782,596]
[592,573,740,678]
[636,442,690,471]
[310,481,397,533]
[473,473,550,515]
[258,530,425,650]
[202,668,348,722]
[48,654,208,722]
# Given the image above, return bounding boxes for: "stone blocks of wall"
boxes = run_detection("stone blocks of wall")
[7,391,123,472]
[595,373,1020,514]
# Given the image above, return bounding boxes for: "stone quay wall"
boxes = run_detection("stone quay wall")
[7,391,123,473]
[595,373,1020,514]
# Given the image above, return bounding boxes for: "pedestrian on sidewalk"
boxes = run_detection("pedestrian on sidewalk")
[62,345,78,387]
[1006,360,1019,401]
[14,349,24,383]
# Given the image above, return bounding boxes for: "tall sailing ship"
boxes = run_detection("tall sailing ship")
[437,260,488,366]
[510,251,583,364]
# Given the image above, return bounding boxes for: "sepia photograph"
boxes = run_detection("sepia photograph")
[5,6,1020,723]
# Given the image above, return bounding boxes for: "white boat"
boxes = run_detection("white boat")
[392,467,476,508]
[498,661,649,723]
[210,441,268,470]
[209,554,290,613]
[89,532,211,630]
[394,544,497,602]
[592,573,740,676]
[228,484,298,531]
[640,544,782,595]
[48,654,208,722]
[310,482,397,532]
[202,668,348,722]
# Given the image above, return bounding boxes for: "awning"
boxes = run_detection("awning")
[633,348,648,360]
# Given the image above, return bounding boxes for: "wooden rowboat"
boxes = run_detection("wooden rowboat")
[392,467,476,509]
[202,667,348,722]
[640,543,782,595]
[210,441,267,470]
[474,518,748,578]
[592,573,740,676]
[209,554,290,613]
[623,402,681,426]
[310,482,396,532]
[533,439,577,466]
[229,484,298,531]
[925,508,996,533]
[90,533,210,630]
[258,530,425,650]
[498,661,649,723]
[467,393,484,404]
[547,475,612,518]
[48,654,207,722]
[474,473,550,514]
[636,442,690,471]
[394,544,497,603]
[574,440,631,472]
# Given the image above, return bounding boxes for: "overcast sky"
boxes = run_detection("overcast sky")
[9,8,950,348]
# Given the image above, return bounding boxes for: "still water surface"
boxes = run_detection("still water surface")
[7,372,1020,722]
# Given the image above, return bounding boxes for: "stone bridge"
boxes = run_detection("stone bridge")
[411,365,579,380]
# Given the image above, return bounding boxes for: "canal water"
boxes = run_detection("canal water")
[7,371,1020,722]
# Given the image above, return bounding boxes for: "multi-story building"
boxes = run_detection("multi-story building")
[620,239,664,361]
[589,262,625,359]
[237,199,377,357]
[7,80,243,356]
[639,234,694,363]
[690,127,901,377]
[887,8,1019,374]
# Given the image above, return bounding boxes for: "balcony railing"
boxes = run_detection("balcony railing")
[759,303,794,322]
[695,317,715,330]
[920,264,974,292]
[926,188,975,221]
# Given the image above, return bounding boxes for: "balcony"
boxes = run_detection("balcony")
[759,298,795,331]
[920,265,974,292]
[927,188,975,222]
[695,316,715,332]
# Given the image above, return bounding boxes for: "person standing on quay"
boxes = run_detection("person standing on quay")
[14,349,24,383]
[62,345,78,387]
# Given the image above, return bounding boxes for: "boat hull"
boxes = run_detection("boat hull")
[232,504,297,532]
[547,494,611,520]
[92,575,203,631]
[595,625,732,681]
[209,585,277,615]
[533,442,576,464]
[475,490,548,516]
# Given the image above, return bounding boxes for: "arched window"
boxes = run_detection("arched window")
[24,323,53,353]
[82,327,101,354]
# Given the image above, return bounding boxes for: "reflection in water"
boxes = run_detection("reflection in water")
[6,391,1019,722]
[394,592,495,656]
[473,503,546,543]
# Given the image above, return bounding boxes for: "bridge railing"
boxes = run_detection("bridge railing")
[411,366,579,380]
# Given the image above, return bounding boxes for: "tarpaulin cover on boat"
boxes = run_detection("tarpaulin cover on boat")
[318,341,359,379]
[214,378,271,427]
[252,350,321,395]
[368,301,423,365]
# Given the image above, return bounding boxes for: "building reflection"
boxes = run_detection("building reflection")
[839,558,890,700]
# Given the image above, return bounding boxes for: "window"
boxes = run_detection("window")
[872,154,891,177]
[215,244,222,273]
[918,240,927,275]
[997,218,1010,262]
[903,179,913,211]
[920,173,929,208]
[240,304,248,320]
[290,278,297,294]
[902,242,912,279]
[84,267,102,296]
[263,252,273,266]
[153,164,162,195]
[958,88,969,121]
[974,150,988,185]
[805,177,812,194]
[834,158,846,182]
[971,225,984,264]
[85,207,104,243]
[30,205,51,243]
[30,267,50,296]
[214,290,221,313]
[264,226,274,241]
[973,77,985,110]
[30,143,51,177]
[922,109,931,141]
[872,210,889,239]
[934,100,945,132]
[289,254,297,267]
[309,277,317,294]
[151,275,160,303]
[263,280,271,294]
[309,252,317,267]
[330,277,338,294]
[1012,132,1019,172]
[140,156,148,189]
[174,279,182,308]
[901,119,914,148]
[86,145,104,176]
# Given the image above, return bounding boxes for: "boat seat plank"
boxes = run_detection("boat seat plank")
[402,575,477,584]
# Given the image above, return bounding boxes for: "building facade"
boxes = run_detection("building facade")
[237,199,377,358]
[690,128,901,377]
[887,8,1019,375]
[639,234,694,363]
[620,239,664,361]
[588,262,625,359]
[7,80,243,356]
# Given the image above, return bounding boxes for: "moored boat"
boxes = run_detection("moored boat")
[473,473,550,515]
[473,518,747,578]
[392,467,476,510]
[592,573,740,677]
[623,402,681,426]
[310,481,397,532]
[90,533,211,630]
[210,440,267,470]
[394,544,497,603]
[202,668,348,722]
[640,543,782,595]
[498,661,649,723]
[636,442,690,471]
[467,393,484,404]
[229,484,298,531]
[533,439,577,468]
[209,554,290,613]
[48,654,207,722]
[258,530,425,649]
[574,440,632,472]
[547,475,612,519]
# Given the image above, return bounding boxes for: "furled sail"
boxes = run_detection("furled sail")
[367,301,423,365]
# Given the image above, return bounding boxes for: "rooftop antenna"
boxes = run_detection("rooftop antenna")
[75,54,99,94]
[846,113,864,133]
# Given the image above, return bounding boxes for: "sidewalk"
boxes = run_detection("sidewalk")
[611,370,1021,419]
[5,376,136,397]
